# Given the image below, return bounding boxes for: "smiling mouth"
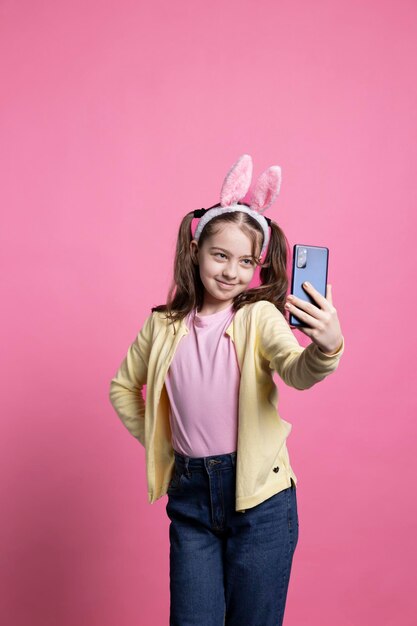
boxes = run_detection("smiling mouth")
[216,280,237,287]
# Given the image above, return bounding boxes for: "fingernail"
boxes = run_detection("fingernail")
[304,281,310,288]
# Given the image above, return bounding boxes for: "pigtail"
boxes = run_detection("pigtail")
[151,212,205,330]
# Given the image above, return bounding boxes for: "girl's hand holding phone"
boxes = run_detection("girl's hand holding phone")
[284,283,343,356]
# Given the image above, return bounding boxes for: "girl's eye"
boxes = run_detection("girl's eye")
[214,253,253,265]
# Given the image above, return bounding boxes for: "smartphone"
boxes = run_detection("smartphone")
[289,244,329,327]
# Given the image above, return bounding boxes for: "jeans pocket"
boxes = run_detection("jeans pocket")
[167,468,185,494]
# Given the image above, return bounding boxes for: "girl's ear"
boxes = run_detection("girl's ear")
[220,154,253,207]
[249,165,281,214]
[190,239,199,264]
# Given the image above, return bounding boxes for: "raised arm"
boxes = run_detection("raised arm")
[257,301,344,390]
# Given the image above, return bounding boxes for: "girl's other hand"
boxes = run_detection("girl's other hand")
[284,283,343,355]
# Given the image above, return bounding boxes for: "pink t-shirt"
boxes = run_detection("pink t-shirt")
[165,303,240,458]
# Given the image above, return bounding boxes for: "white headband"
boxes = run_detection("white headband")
[193,203,271,257]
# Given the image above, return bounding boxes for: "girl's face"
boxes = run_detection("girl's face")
[190,223,261,314]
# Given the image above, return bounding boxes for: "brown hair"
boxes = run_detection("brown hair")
[151,204,290,329]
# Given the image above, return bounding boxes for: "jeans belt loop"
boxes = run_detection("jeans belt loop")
[184,455,191,478]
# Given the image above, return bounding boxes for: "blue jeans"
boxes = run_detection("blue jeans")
[166,450,299,626]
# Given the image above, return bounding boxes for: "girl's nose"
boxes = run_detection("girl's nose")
[222,259,239,280]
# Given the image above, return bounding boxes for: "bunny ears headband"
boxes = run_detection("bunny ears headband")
[193,154,282,257]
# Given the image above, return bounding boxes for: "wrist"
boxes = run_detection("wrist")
[318,337,343,356]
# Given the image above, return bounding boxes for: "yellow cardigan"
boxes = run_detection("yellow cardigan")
[109,300,344,511]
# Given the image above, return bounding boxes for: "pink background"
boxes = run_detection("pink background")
[1,1,416,624]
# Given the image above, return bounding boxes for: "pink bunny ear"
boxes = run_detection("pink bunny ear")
[220,154,253,207]
[250,166,282,214]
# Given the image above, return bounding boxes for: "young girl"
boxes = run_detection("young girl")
[109,154,344,626]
